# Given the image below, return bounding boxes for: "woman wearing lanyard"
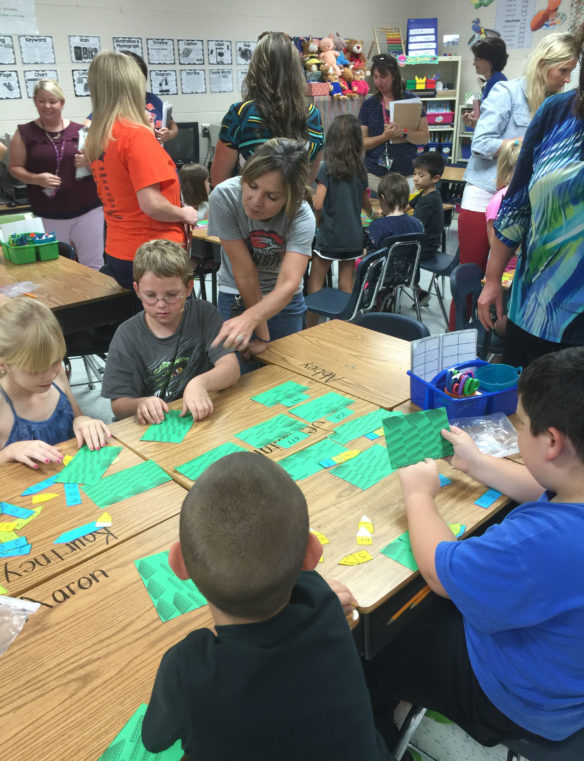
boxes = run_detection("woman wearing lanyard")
[9,79,104,270]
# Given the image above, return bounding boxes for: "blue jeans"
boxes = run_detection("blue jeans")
[218,291,306,374]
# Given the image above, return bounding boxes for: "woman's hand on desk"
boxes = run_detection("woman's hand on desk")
[181,378,214,421]
[0,440,63,469]
[212,312,265,352]
[136,396,169,425]
[73,416,112,451]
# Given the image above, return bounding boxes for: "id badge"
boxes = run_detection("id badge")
[378,145,393,171]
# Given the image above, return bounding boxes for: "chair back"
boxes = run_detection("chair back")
[379,232,425,290]
[58,241,74,259]
[450,262,483,331]
[346,247,392,318]
[353,312,430,341]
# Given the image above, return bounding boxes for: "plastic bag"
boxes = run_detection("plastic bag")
[0,281,41,298]
[451,411,519,458]
[0,596,40,655]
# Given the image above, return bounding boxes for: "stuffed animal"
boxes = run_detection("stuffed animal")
[329,32,351,67]
[345,38,367,71]
[302,38,323,82]
[341,67,358,97]
[319,36,341,75]
[350,68,370,95]
[321,64,346,98]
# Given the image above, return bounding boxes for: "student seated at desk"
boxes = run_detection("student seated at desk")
[360,347,584,752]
[365,172,423,251]
[101,240,240,424]
[142,452,393,761]
[0,299,111,468]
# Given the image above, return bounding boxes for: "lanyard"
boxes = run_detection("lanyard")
[46,133,66,177]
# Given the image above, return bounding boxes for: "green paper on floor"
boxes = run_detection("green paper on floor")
[329,409,388,444]
[251,380,310,407]
[54,445,122,484]
[330,444,394,490]
[279,438,348,481]
[98,703,184,760]
[81,459,171,508]
[141,410,193,443]
[235,414,306,448]
[176,442,249,481]
[289,391,355,422]
[135,550,207,623]
[383,408,454,470]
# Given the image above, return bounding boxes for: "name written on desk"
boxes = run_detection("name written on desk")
[302,362,346,385]
[21,568,110,608]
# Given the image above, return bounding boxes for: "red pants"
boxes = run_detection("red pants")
[449,208,490,330]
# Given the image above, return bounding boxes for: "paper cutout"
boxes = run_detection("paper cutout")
[330,444,394,490]
[13,506,43,530]
[278,438,347,481]
[329,409,388,444]
[0,536,31,557]
[275,431,310,449]
[82,460,171,509]
[235,414,307,448]
[98,703,184,761]
[0,531,18,543]
[325,407,355,424]
[0,583,7,594]
[474,488,502,508]
[289,392,355,423]
[55,445,122,484]
[364,427,384,440]
[140,410,194,443]
[320,449,361,468]
[96,512,112,527]
[32,492,58,504]
[339,550,373,566]
[381,523,466,571]
[356,526,373,545]
[21,473,58,496]
[449,523,466,538]
[251,381,310,407]
[54,521,100,544]
[176,442,248,481]
[0,522,17,532]
[310,529,330,545]
[359,515,374,533]
[135,550,206,623]
[439,474,452,487]
[383,408,454,469]
[0,502,34,520]
[64,483,82,506]
[62,455,73,466]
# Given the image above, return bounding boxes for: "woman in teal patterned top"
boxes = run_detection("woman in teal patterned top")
[479,23,584,367]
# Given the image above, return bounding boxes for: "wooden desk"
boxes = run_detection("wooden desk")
[191,226,220,245]
[0,251,134,334]
[0,515,215,761]
[0,440,186,596]
[260,320,412,409]
[442,166,466,182]
[111,364,378,489]
[0,203,32,215]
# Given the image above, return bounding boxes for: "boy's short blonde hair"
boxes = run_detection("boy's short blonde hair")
[132,239,193,285]
[0,298,66,373]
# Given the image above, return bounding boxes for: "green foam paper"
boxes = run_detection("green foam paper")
[251,381,310,407]
[176,442,248,481]
[380,532,418,571]
[325,407,354,424]
[235,414,306,448]
[81,459,171,508]
[274,431,310,449]
[98,703,184,761]
[54,445,122,484]
[329,409,388,444]
[383,408,454,470]
[279,438,348,481]
[330,444,394,490]
[289,391,355,422]
[140,410,193,443]
[135,550,207,623]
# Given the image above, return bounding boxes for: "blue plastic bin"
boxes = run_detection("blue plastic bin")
[408,360,518,420]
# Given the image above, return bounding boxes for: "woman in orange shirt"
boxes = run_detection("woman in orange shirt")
[84,51,197,288]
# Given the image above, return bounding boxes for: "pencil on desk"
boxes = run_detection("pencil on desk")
[388,585,431,624]
[23,292,39,299]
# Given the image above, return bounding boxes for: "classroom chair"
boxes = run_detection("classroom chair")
[449,263,503,360]
[419,246,460,327]
[189,236,220,305]
[375,232,425,321]
[352,312,430,341]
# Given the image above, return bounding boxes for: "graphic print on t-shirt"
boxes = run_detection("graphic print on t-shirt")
[146,337,203,401]
[246,230,285,273]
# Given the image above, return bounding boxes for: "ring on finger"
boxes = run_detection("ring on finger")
[236,334,245,344]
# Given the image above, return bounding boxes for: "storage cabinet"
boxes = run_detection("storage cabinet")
[455,103,475,163]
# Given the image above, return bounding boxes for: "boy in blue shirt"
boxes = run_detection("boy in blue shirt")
[366,172,423,251]
[364,347,584,750]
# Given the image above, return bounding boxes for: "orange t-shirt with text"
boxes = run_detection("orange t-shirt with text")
[91,120,185,261]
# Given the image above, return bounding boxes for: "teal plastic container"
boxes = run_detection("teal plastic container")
[474,364,521,392]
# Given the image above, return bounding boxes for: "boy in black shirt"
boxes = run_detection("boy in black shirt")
[142,452,393,761]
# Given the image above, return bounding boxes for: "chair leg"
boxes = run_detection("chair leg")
[506,750,520,761]
[413,288,422,323]
[393,705,427,760]
[432,274,449,327]
[198,270,207,301]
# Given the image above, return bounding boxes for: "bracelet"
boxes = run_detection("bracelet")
[253,335,270,343]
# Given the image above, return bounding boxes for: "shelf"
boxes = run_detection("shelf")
[429,126,454,132]
[418,96,456,101]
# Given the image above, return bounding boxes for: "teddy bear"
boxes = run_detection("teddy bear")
[302,38,323,82]
[344,39,367,71]
[340,67,358,97]
[318,36,341,76]
[321,63,346,98]
[350,68,370,95]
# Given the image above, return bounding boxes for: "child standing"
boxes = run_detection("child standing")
[365,172,423,251]
[306,114,372,328]
[485,139,522,247]
[180,162,210,222]
[0,299,111,468]
[142,452,393,761]
[101,239,240,424]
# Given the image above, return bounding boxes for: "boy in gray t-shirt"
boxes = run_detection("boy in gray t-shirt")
[101,240,240,425]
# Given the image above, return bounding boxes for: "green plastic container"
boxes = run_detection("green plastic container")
[36,240,59,260]
[1,239,37,264]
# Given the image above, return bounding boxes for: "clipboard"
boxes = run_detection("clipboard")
[389,99,422,143]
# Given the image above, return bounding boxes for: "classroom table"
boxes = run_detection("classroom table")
[441,165,466,182]
[0,439,187,597]
[259,320,412,409]
[0,202,32,215]
[110,363,379,489]
[0,250,134,334]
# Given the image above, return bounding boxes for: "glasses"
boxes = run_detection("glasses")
[140,293,186,305]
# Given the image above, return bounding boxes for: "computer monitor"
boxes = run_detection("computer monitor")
[165,121,200,168]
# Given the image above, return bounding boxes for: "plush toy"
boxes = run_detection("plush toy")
[345,39,367,71]
[302,38,323,82]
[329,32,351,67]
[319,36,341,75]
[321,64,346,98]
[340,67,358,97]
[350,68,370,95]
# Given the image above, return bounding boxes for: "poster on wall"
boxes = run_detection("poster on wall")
[69,35,100,63]
[0,70,21,99]
[150,70,178,96]
[113,37,143,56]
[495,0,537,48]
[24,69,58,97]
[178,39,204,66]
[0,0,38,34]
[406,18,438,56]
[208,40,232,66]
[72,69,90,97]
[236,41,256,65]
[237,68,248,91]
[19,35,55,64]
[147,38,175,65]
[0,35,16,64]
[180,69,206,94]
[209,68,233,93]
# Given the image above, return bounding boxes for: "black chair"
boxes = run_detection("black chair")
[189,236,220,305]
[377,232,425,322]
[450,262,503,360]
[419,246,460,327]
[352,312,430,341]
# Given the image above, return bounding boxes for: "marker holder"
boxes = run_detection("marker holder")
[1,238,59,264]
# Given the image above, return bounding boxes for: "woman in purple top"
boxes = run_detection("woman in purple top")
[9,79,104,270]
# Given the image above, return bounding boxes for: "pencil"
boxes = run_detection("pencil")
[23,292,39,299]
[388,585,431,624]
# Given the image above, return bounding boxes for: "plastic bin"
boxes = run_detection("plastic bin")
[36,240,59,261]
[1,240,37,264]
[408,359,519,420]
[475,363,521,391]
[427,112,454,125]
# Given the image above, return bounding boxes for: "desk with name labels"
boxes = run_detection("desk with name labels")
[0,439,187,597]
[259,320,412,409]
[110,363,378,490]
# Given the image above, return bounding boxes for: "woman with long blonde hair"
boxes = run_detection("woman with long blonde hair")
[85,51,196,288]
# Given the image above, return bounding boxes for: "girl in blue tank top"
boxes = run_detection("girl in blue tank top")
[0,298,111,469]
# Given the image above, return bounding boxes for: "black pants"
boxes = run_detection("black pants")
[503,320,577,369]
[363,596,541,751]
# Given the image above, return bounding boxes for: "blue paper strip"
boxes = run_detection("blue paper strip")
[21,474,59,496]
[364,431,382,440]
[54,521,98,544]
[474,488,503,509]
[439,474,452,487]
[64,483,82,506]
[0,538,31,557]
[0,502,34,519]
